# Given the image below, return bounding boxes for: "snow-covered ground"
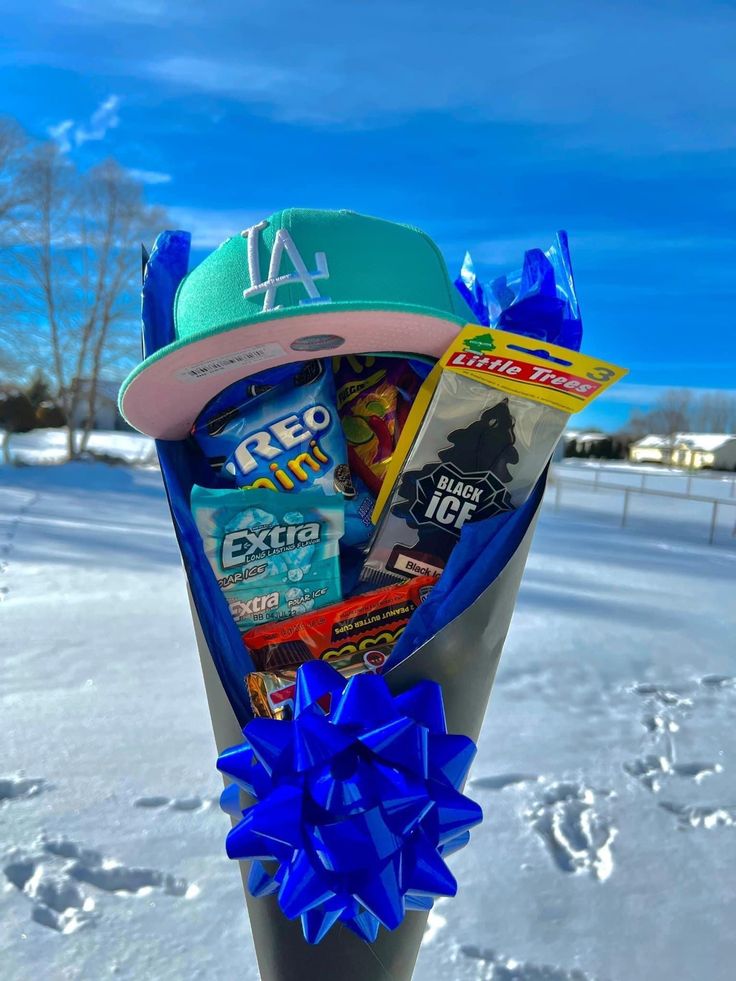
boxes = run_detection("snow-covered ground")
[4,429,157,467]
[2,454,735,981]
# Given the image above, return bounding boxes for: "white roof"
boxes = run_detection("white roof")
[632,432,736,451]
[564,430,608,442]
[575,431,610,442]
[673,433,736,451]
[632,434,668,448]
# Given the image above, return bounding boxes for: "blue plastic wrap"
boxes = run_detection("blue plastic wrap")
[455,231,583,352]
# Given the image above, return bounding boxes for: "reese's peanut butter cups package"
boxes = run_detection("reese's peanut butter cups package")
[243,575,437,671]
[246,645,390,720]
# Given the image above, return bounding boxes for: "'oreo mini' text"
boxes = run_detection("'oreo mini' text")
[230,406,332,491]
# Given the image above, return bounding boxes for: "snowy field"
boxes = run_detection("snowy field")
[2,447,736,981]
[5,428,157,467]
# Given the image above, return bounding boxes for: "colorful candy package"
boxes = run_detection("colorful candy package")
[243,575,437,670]
[333,355,424,498]
[191,485,344,632]
[246,645,389,720]
[190,360,374,547]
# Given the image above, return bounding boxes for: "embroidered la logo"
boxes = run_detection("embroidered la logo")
[241,220,331,311]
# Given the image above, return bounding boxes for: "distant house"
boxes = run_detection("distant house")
[629,433,736,470]
[628,434,671,465]
[671,434,736,471]
[66,379,130,432]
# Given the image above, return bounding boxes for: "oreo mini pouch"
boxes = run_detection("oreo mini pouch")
[191,485,344,632]
[190,360,372,547]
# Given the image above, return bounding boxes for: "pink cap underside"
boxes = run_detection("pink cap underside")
[122,309,462,439]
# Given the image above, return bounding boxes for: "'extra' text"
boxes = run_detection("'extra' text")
[221,522,321,569]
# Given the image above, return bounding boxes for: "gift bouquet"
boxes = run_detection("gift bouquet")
[119,210,625,980]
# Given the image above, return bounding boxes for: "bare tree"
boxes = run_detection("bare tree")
[647,389,692,436]
[74,160,165,454]
[0,118,33,375]
[692,391,736,433]
[625,388,736,441]
[3,141,164,458]
[0,117,30,229]
[10,142,79,456]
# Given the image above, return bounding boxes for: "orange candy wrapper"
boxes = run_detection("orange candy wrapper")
[243,576,437,672]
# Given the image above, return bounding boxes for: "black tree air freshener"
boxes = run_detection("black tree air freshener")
[390,400,519,573]
[362,326,626,590]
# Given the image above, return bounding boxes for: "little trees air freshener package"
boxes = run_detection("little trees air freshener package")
[361,327,627,587]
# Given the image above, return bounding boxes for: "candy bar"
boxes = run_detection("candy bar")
[246,645,390,719]
[243,575,437,671]
[333,355,423,498]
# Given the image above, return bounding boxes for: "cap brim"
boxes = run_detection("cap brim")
[119,304,466,439]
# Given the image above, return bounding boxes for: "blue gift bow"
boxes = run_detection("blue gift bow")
[217,660,482,944]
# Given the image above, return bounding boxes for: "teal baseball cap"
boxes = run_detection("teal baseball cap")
[119,208,473,439]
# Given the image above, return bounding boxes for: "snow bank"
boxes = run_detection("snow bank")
[1,463,735,980]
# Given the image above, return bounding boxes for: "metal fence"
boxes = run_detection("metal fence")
[548,465,736,546]
[558,460,736,498]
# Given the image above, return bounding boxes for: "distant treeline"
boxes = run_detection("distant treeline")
[623,388,736,439]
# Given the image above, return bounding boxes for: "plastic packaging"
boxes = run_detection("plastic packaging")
[190,360,374,547]
[455,231,583,351]
[246,645,389,720]
[243,576,437,670]
[191,485,344,631]
[362,326,626,588]
[333,355,424,498]
[361,374,567,586]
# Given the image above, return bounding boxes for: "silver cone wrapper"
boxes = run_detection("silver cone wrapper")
[138,230,544,979]
[188,502,541,980]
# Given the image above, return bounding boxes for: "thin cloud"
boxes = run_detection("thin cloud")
[47,119,74,153]
[21,1,736,154]
[75,95,121,145]
[167,206,272,249]
[598,383,736,406]
[48,95,121,153]
[126,167,172,185]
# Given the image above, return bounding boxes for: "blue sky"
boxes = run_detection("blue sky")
[1,0,734,431]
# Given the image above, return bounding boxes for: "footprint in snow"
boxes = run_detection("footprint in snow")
[3,834,198,934]
[469,773,542,792]
[630,682,694,709]
[699,674,736,691]
[525,781,617,882]
[0,775,47,804]
[658,801,736,831]
[461,944,599,980]
[133,794,215,812]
